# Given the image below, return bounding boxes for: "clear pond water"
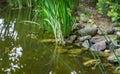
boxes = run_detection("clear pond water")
[0,7,117,74]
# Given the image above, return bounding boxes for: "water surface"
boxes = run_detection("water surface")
[0,7,117,74]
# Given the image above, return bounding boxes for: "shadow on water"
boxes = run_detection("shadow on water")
[0,7,117,74]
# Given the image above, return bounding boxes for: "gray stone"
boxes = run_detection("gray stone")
[90,36,105,44]
[107,48,120,64]
[113,27,118,32]
[108,41,118,50]
[65,35,77,44]
[90,41,106,51]
[72,23,84,30]
[116,32,120,38]
[112,22,118,27]
[104,50,111,53]
[78,35,91,42]
[82,40,90,49]
[78,26,98,36]
[116,32,120,46]
[98,27,116,35]
[80,17,88,23]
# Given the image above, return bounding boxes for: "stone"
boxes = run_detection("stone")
[105,27,115,34]
[116,32,120,46]
[72,23,84,30]
[108,41,118,50]
[116,32,120,38]
[82,40,90,49]
[104,50,111,53]
[107,48,120,64]
[78,26,98,36]
[112,22,118,27]
[113,27,118,32]
[97,26,116,35]
[78,35,91,42]
[80,17,88,23]
[90,36,105,44]
[65,35,77,44]
[90,41,106,51]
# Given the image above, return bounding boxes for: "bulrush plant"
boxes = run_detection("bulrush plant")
[39,0,73,45]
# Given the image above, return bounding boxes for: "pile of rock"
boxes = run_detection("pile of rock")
[64,17,120,64]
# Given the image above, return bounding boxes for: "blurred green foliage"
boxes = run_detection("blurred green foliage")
[97,0,120,23]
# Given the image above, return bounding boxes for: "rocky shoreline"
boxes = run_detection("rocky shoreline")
[64,15,120,64]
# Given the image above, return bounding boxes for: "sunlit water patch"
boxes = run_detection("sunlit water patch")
[0,18,18,41]
[1,46,23,74]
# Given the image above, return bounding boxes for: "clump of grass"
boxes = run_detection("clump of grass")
[36,0,74,45]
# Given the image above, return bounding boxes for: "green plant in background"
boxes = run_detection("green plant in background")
[97,0,120,23]
[8,0,32,9]
[97,0,110,15]
[107,2,120,22]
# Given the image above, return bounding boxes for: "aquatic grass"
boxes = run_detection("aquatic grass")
[17,0,22,9]
[26,0,32,7]
[37,0,74,45]
[57,0,73,36]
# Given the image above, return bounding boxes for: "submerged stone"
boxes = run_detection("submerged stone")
[78,35,91,42]
[65,35,77,44]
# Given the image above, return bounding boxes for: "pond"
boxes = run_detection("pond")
[0,7,117,74]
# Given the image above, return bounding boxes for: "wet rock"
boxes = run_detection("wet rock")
[108,41,118,50]
[116,32,120,45]
[90,41,106,51]
[72,23,84,30]
[82,40,90,49]
[104,50,111,53]
[90,36,105,44]
[116,32,120,38]
[108,35,117,39]
[78,35,91,42]
[105,27,115,34]
[112,22,118,27]
[78,25,98,36]
[65,35,77,44]
[107,48,120,64]
[98,27,115,35]
[113,27,118,32]
[80,17,88,23]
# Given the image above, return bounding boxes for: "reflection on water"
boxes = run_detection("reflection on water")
[2,46,23,74]
[71,71,77,74]
[0,18,18,41]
